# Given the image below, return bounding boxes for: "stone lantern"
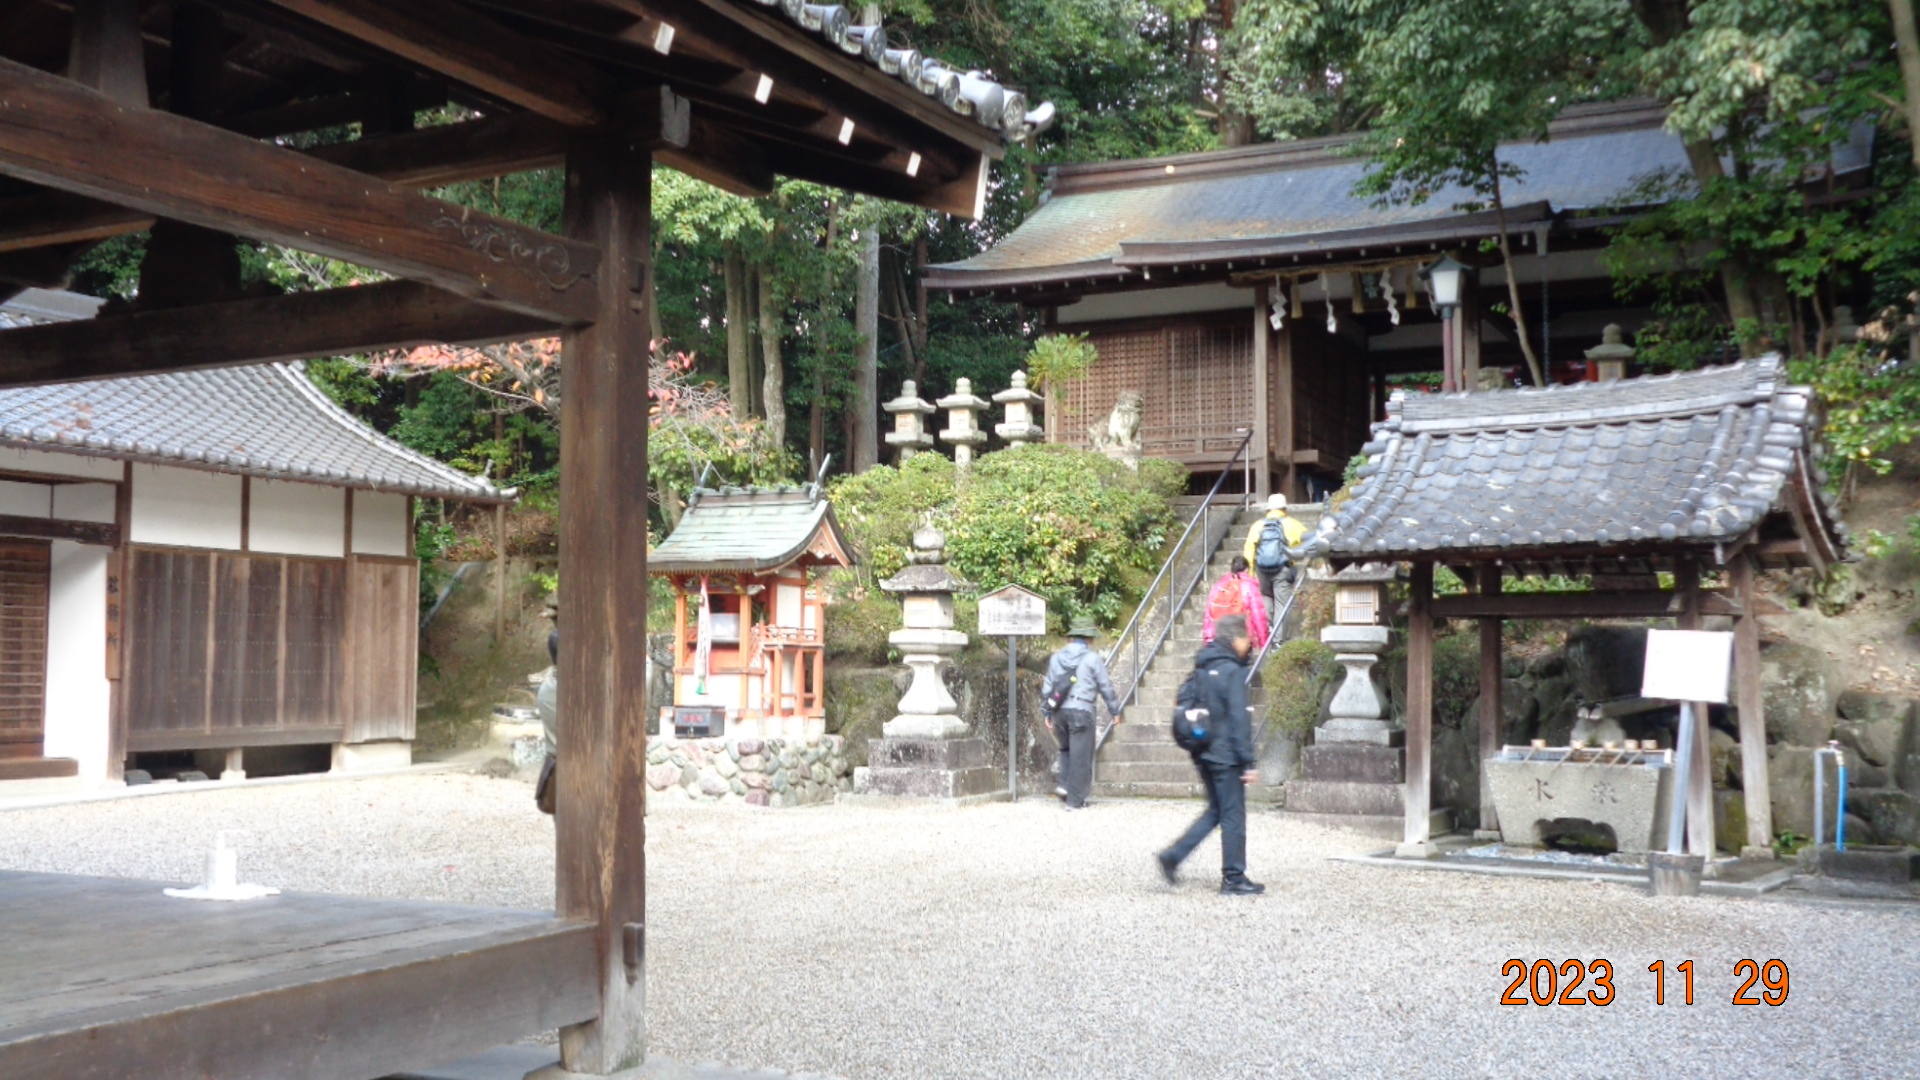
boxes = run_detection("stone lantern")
[936,377,990,466]
[850,526,1002,803]
[992,370,1045,447]
[1317,562,1398,746]
[1584,324,1636,382]
[883,380,935,461]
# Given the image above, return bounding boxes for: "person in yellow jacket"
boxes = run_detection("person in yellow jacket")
[1242,493,1307,614]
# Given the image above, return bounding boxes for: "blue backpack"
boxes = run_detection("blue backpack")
[1255,519,1289,573]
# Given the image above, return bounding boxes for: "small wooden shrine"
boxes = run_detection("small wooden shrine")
[649,485,852,740]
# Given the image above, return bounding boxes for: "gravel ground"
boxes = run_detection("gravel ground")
[4,773,1918,1080]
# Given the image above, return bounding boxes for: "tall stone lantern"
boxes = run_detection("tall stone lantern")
[850,526,1003,803]
[937,378,990,466]
[1317,562,1397,745]
[992,370,1045,447]
[883,380,935,461]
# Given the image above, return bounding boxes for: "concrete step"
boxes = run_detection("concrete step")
[1092,779,1206,800]
[1099,761,1207,784]
[1285,779,1406,817]
[1133,684,1269,709]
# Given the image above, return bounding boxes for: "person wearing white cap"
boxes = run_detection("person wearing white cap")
[1242,493,1306,616]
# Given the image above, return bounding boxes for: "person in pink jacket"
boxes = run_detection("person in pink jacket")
[1202,556,1269,648]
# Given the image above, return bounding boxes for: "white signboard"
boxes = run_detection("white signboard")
[978,584,1048,637]
[1641,629,1735,704]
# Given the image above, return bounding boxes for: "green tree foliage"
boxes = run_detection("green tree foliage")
[828,446,1184,626]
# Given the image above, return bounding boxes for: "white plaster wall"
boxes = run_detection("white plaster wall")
[0,446,124,481]
[130,464,242,549]
[351,490,410,556]
[40,541,111,785]
[53,483,116,524]
[250,479,346,557]
[0,480,50,518]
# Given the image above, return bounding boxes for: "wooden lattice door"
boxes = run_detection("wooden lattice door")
[0,541,50,760]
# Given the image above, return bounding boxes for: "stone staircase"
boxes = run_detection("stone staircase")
[1093,505,1316,801]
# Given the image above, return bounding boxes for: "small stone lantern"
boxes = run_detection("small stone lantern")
[883,380,935,461]
[876,527,971,738]
[1318,562,1398,745]
[1585,324,1636,382]
[1334,562,1395,626]
[937,377,990,466]
[992,370,1045,447]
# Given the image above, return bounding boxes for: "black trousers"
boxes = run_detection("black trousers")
[1056,708,1095,807]
[1165,758,1248,880]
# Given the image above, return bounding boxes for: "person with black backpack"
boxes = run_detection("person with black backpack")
[1156,613,1264,894]
[1042,615,1122,810]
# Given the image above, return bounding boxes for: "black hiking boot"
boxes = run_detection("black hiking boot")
[1156,850,1179,885]
[1220,877,1266,896]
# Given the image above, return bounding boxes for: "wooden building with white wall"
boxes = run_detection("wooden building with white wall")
[0,289,508,792]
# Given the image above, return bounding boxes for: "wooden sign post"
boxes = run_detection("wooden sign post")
[978,584,1048,798]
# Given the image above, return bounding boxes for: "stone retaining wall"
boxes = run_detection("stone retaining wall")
[645,735,854,807]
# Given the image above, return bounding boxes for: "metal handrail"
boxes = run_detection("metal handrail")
[1102,428,1255,716]
[1246,585,1299,686]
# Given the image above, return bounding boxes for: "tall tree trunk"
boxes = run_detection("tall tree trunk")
[1895,0,1920,172]
[1489,168,1545,387]
[758,263,786,449]
[810,199,838,476]
[723,247,752,416]
[854,228,881,472]
[911,234,929,385]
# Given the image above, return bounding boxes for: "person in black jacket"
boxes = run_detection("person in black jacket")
[1156,614,1264,895]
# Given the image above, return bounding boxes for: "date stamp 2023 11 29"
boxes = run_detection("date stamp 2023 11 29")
[1500,959,1790,1007]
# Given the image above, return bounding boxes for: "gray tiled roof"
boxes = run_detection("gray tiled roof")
[0,291,508,502]
[649,486,851,574]
[929,103,1873,287]
[1301,357,1848,564]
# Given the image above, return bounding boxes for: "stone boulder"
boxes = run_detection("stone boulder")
[1835,716,1904,768]
[1564,626,1648,702]
[1760,642,1838,748]
[1836,690,1915,725]
[1708,728,1740,791]
[1715,791,1748,855]
[1852,788,1920,848]
[1431,722,1479,818]
[1463,679,1539,747]
[1768,745,1822,840]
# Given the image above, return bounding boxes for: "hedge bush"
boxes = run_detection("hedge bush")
[827,445,1185,630]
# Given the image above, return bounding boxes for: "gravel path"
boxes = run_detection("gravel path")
[4,773,1917,1080]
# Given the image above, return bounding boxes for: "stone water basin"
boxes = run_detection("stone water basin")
[1486,746,1675,854]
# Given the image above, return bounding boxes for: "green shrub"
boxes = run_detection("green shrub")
[1263,638,1338,737]
[825,593,898,665]
[827,445,1185,630]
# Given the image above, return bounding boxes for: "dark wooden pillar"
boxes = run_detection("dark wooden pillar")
[555,135,652,1075]
[1459,272,1482,390]
[1476,564,1503,833]
[1401,560,1435,854]
[1252,282,1271,498]
[68,0,148,107]
[1274,320,1296,500]
[1731,554,1773,857]
[1672,557,1716,859]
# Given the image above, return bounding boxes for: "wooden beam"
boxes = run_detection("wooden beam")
[1476,565,1502,834]
[1430,591,1679,620]
[0,56,605,322]
[257,0,612,126]
[655,113,772,198]
[553,134,651,1074]
[1730,554,1773,858]
[1402,560,1435,854]
[0,514,117,546]
[0,190,154,255]
[304,108,574,186]
[0,280,555,387]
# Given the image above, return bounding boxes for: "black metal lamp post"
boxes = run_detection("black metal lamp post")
[1422,254,1467,392]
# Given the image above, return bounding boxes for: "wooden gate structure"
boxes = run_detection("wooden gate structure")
[1298,358,1849,860]
[0,2,1044,1078]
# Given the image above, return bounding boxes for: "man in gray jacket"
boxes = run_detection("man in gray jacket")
[1157,614,1263,894]
[1042,615,1122,810]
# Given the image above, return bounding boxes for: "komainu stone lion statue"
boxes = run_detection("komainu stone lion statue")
[1088,391,1144,470]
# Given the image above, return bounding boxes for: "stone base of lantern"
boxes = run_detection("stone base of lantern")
[1282,742,1448,838]
[846,736,1008,805]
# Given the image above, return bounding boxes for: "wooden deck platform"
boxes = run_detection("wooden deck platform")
[0,870,597,1080]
